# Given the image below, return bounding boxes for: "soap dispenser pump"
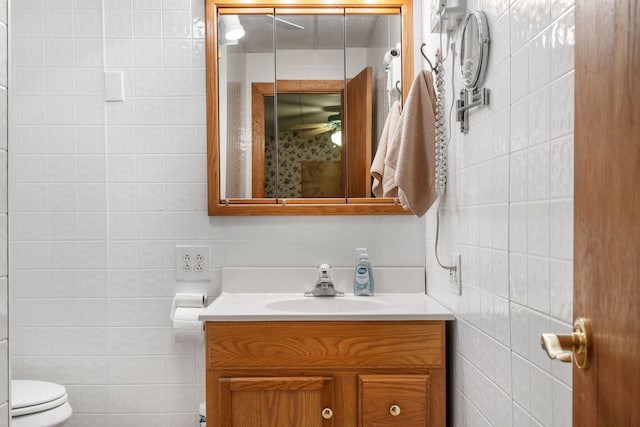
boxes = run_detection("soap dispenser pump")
[353,248,374,296]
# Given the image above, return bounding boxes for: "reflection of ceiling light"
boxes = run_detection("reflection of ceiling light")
[220,15,245,41]
[331,131,342,146]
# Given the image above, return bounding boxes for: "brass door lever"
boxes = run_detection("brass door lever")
[540,317,592,369]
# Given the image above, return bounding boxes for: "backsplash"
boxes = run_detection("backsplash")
[8,0,425,425]
[423,0,575,425]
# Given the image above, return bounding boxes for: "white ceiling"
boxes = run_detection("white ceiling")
[236,14,380,53]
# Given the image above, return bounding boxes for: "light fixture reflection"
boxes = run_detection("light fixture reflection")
[220,15,245,41]
[331,131,342,146]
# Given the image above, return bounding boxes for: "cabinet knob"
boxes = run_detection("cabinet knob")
[322,408,333,419]
[389,404,401,416]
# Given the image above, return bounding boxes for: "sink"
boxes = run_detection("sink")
[265,297,383,313]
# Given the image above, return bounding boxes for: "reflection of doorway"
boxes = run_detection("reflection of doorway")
[251,80,345,198]
[251,69,372,199]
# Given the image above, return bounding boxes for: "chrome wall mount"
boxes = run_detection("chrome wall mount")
[456,88,489,133]
[456,10,490,134]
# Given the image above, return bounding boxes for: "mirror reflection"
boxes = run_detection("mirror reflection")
[217,9,402,202]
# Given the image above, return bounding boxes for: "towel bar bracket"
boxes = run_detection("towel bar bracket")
[456,87,490,133]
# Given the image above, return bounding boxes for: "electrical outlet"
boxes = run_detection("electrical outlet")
[176,245,211,281]
[449,253,462,295]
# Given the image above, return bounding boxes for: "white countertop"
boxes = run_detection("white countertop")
[199,292,455,321]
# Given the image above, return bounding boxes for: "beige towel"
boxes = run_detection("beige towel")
[385,70,438,217]
[370,100,402,197]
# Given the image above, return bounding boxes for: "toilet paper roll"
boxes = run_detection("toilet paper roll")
[170,293,207,321]
[172,307,204,344]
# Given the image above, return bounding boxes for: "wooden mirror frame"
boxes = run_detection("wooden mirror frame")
[206,0,414,216]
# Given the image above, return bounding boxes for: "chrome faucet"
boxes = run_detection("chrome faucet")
[305,264,344,297]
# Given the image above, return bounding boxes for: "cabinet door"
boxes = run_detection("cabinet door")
[359,375,429,426]
[218,376,334,427]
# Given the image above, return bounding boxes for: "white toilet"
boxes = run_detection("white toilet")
[11,380,72,427]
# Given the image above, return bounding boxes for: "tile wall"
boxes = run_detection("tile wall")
[8,0,425,425]
[0,0,6,424]
[422,0,575,425]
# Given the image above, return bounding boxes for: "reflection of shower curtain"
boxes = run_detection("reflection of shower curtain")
[225,81,244,198]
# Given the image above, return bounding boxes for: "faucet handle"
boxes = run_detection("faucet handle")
[318,263,332,278]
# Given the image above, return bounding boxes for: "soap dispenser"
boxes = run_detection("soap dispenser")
[353,248,374,296]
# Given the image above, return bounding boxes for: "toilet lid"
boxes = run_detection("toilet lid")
[11,380,68,417]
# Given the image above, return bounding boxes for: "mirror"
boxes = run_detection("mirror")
[460,10,490,90]
[207,0,414,215]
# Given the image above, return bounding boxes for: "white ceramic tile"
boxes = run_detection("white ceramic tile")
[47,98,75,125]
[527,143,550,201]
[493,296,511,347]
[492,156,509,204]
[550,71,574,138]
[511,353,530,410]
[164,97,192,125]
[77,183,106,211]
[134,69,163,97]
[549,200,573,260]
[136,183,165,210]
[110,299,170,326]
[551,7,575,79]
[107,127,135,153]
[15,68,46,96]
[552,378,572,426]
[510,0,529,53]
[106,0,134,9]
[549,259,572,322]
[164,68,192,96]
[527,256,549,313]
[74,9,103,38]
[527,86,550,147]
[133,10,162,38]
[510,150,527,202]
[527,202,549,257]
[549,134,573,198]
[163,10,191,38]
[135,126,163,153]
[509,203,527,254]
[133,0,161,9]
[13,9,44,39]
[164,126,193,153]
[45,9,74,38]
[528,0,551,39]
[105,39,134,68]
[77,97,106,124]
[109,213,138,240]
[12,327,107,356]
[510,302,529,357]
[528,29,551,93]
[509,253,528,305]
[551,0,573,19]
[529,364,552,426]
[78,212,107,240]
[135,98,164,125]
[163,40,192,67]
[108,385,168,412]
[510,96,528,152]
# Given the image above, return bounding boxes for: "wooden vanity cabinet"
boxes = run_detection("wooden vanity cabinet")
[205,321,446,427]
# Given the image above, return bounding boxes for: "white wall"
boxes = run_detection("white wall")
[8,1,425,425]
[422,0,575,425]
[0,0,7,424]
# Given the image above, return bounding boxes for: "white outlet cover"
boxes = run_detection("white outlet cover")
[175,245,211,281]
[449,253,462,295]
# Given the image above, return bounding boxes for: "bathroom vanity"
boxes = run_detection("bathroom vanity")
[205,320,446,426]
[200,268,454,426]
